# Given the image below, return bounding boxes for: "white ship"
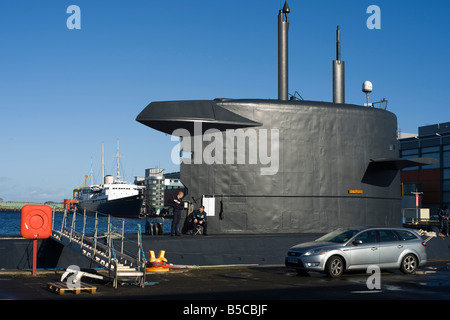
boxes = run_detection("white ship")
[73,141,144,218]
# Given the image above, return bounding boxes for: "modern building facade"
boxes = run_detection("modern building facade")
[135,169,184,215]
[398,122,450,215]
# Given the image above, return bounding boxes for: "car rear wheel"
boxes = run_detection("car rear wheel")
[325,255,344,278]
[400,254,418,274]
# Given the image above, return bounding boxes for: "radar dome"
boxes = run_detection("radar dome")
[362,81,373,93]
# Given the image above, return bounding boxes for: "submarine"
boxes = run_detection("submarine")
[136,2,435,235]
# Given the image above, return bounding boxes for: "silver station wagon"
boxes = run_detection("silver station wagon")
[285,227,427,277]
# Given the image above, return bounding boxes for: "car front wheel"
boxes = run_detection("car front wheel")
[325,255,344,278]
[400,254,418,274]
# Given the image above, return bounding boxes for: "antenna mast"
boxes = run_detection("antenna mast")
[332,26,345,103]
[278,1,290,101]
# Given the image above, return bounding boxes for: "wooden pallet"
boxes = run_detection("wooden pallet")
[47,281,97,295]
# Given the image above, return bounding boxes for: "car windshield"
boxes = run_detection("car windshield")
[315,229,360,243]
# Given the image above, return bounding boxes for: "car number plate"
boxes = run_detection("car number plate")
[287,257,298,264]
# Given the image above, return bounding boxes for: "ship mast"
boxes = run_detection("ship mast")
[102,142,105,184]
[82,158,94,187]
[90,158,94,185]
[115,138,121,182]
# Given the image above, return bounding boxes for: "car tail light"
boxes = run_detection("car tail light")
[421,241,427,247]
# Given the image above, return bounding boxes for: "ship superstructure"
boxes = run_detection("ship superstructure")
[74,141,144,218]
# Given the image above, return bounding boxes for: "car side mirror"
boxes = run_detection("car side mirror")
[353,240,363,246]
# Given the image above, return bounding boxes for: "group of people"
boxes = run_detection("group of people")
[438,205,449,237]
[168,191,208,236]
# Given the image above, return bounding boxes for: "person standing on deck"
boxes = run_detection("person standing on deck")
[169,191,184,236]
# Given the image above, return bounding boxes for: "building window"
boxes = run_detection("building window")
[400,149,418,157]
[443,180,450,192]
[403,182,421,195]
[422,146,440,153]
[443,151,450,168]
[443,169,450,180]
[443,192,450,204]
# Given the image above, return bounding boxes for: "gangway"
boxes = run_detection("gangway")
[51,209,147,288]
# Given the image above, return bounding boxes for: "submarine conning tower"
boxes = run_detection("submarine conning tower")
[136,2,433,234]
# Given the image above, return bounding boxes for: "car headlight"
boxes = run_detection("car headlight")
[304,248,331,256]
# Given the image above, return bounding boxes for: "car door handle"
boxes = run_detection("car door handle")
[371,247,378,251]
[397,245,403,249]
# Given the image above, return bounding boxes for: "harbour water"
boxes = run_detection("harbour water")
[0,209,170,236]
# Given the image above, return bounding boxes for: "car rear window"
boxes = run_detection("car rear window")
[378,230,400,242]
[353,230,377,244]
[395,230,418,241]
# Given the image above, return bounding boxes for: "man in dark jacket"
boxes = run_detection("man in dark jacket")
[438,205,449,236]
[169,191,184,236]
[191,206,208,235]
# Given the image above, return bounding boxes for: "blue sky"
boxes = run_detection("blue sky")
[1,0,449,202]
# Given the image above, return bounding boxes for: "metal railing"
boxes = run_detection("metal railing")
[51,208,147,288]
[402,207,438,225]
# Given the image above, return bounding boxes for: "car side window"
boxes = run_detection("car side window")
[395,230,418,241]
[353,230,377,244]
[378,230,400,242]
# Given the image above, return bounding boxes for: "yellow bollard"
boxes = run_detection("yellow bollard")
[149,250,156,261]
[146,250,170,272]
[158,250,168,263]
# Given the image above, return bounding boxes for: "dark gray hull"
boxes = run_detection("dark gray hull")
[2,233,449,270]
[76,194,143,218]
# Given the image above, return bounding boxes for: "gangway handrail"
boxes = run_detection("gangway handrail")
[51,208,147,288]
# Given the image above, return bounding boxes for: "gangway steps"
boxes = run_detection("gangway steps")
[51,227,146,288]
